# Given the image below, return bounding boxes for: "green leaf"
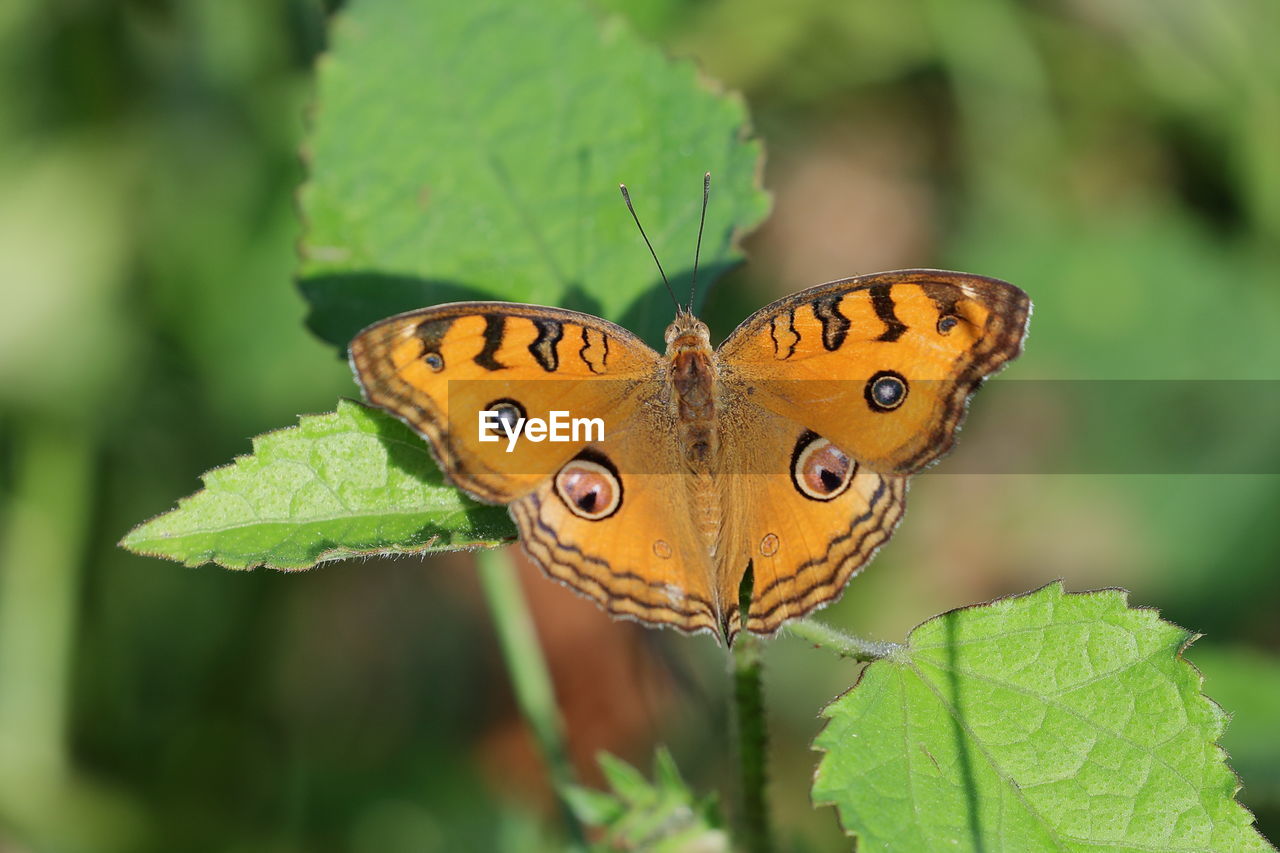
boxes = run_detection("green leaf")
[813,582,1275,852]
[565,748,727,853]
[125,0,768,571]
[561,786,624,828]
[1186,645,1280,810]
[298,0,769,348]
[598,752,657,806]
[120,400,514,568]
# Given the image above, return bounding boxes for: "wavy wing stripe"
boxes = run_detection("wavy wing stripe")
[772,482,905,624]
[473,314,507,370]
[510,496,718,634]
[750,476,890,602]
[522,492,715,606]
[348,335,449,443]
[746,476,907,634]
[528,318,563,371]
[868,283,908,342]
[811,295,851,351]
[578,326,610,374]
[768,308,799,360]
[895,289,1030,472]
[365,380,444,438]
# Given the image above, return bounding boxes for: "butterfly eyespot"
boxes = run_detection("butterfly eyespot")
[760,533,780,557]
[865,371,908,412]
[791,432,855,502]
[554,452,622,521]
[937,314,959,334]
[483,398,526,432]
[423,351,444,371]
[652,539,672,559]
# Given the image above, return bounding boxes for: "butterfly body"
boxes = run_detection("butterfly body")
[666,313,719,466]
[349,270,1031,643]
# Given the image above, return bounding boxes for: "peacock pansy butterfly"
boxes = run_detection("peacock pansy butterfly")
[349,186,1031,643]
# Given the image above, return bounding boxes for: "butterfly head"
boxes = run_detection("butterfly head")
[663,310,711,357]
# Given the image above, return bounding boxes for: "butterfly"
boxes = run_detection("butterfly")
[349,264,1030,643]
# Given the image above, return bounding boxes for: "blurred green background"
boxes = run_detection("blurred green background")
[1,0,1277,850]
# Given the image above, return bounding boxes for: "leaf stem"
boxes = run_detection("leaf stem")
[732,633,774,853]
[0,419,91,787]
[785,619,901,662]
[474,547,585,847]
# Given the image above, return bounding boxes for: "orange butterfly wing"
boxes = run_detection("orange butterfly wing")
[349,302,659,503]
[351,302,722,634]
[349,270,1031,642]
[714,399,908,637]
[711,270,1029,636]
[718,270,1031,475]
[509,398,721,634]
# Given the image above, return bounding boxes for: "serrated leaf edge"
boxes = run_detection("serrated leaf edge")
[809,580,1276,851]
[119,399,515,570]
[294,0,772,348]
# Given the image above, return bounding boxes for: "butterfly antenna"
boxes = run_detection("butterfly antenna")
[688,171,710,312]
[620,183,680,313]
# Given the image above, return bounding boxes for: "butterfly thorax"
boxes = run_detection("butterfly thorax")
[664,313,719,464]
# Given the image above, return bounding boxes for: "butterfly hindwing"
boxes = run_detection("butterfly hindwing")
[509,394,721,635]
[715,396,909,638]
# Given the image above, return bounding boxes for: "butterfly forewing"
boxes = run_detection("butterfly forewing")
[718,270,1031,476]
[349,302,661,503]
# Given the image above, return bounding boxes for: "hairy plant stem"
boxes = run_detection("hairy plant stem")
[732,633,774,853]
[475,547,584,848]
[786,618,902,662]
